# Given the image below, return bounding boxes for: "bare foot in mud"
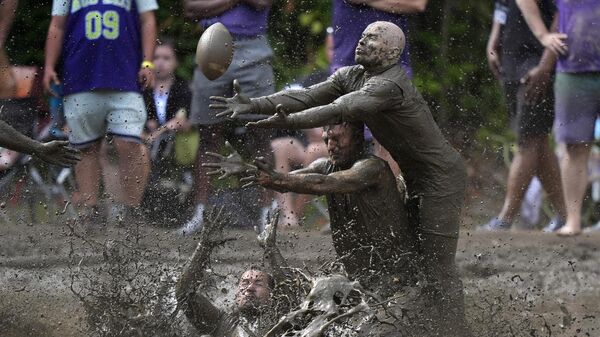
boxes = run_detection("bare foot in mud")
[556,225,582,237]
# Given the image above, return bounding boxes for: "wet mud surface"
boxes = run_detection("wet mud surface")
[1,219,599,336]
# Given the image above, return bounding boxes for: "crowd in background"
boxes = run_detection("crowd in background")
[0,0,599,237]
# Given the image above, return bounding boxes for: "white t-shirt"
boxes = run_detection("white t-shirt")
[153,90,169,125]
[52,0,158,16]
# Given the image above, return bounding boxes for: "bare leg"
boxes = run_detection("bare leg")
[497,138,539,224]
[293,141,328,219]
[557,143,590,235]
[0,49,15,98]
[73,143,102,207]
[271,137,305,226]
[113,139,149,207]
[535,137,567,221]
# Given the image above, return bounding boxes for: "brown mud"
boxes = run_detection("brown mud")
[1,218,599,337]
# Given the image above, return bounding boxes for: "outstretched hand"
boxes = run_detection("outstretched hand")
[239,156,279,189]
[34,141,81,167]
[202,141,257,179]
[257,209,280,249]
[198,206,235,247]
[209,79,253,118]
[246,104,291,129]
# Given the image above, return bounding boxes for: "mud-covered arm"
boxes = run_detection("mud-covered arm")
[175,242,225,334]
[175,208,238,336]
[250,79,346,116]
[258,210,290,286]
[256,158,382,195]
[249,79,398,130]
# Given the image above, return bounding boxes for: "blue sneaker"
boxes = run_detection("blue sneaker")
[478,218,511,231]
[542,217,566,232]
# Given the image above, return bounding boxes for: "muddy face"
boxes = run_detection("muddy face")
[355,22,405,68]
[324,124,358,167]
[235,269,272,316]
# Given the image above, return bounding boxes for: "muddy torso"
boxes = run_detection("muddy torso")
[319,156,417,283]
[332,65,465,197]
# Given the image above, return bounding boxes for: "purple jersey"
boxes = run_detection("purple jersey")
[200,3,269,38]
[61,1,143,95]
[556,0,600,73]
[331,0,411,76]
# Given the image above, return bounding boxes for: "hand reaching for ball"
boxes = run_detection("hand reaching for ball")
[209,79,254,118]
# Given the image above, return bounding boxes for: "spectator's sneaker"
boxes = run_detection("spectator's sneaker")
[542,217,566,233]
[478,218,511,231]
[584,221,600,233]
[176,204,205,236]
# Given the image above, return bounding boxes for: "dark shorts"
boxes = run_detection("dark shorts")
[503,81,554,141]
[554,72,600,144]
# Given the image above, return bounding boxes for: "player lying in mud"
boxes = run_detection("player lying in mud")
[175,208,304,336]
[210,20,471,336]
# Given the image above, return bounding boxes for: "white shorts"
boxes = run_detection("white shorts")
[64,91,146,147]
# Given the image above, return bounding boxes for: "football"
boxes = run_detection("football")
[195,22,234,81]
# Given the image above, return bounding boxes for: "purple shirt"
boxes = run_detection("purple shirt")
[200,3,269,37]
[331,0,412,77]
[556,0,600,73]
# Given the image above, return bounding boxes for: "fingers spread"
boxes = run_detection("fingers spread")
[209,96,228,102]
[215,109,233,118]
[205,151,225,159]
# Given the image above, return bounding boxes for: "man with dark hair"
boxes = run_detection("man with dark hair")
[210,21,471,335]
[176,209,299,336]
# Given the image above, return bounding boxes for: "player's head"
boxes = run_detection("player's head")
[235,266,274,317]
[323,122,365,167]
[154,37,178,81]
[355,21,405,68]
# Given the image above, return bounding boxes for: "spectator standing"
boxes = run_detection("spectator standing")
[480,0,566,231]
[518,0,600,236]
[141,39,193,225]
[43,0,158,226]
[181,0,275,234]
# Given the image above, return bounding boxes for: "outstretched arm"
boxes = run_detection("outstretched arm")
[0,119,80,166]
[244,157,383,195]
[209,75,346,119]
[258,210,290,286]
[247,79,395,130]
[175,208,233,334]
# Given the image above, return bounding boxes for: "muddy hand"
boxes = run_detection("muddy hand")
[240,156,274,188]
[257,209,280,248]
[246,104,290,129]
[199,206,235,246]
[202,141,257,179]
[35,141,81,167]
[209,79,253,118]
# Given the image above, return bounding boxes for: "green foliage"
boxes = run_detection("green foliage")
[6,0,506,151]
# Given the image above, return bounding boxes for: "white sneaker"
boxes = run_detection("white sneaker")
[177,204,205,236]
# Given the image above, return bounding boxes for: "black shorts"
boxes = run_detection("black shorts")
[503,81,554,141]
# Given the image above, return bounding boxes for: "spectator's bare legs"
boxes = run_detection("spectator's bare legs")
[535,137,566,221]
[73,143,102,207]
[498,136,566,224]
[557,143,590,235]
[271,137,305,226]
[114,139,149,207]
[271,137,327,226]
[0,47,15,98]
